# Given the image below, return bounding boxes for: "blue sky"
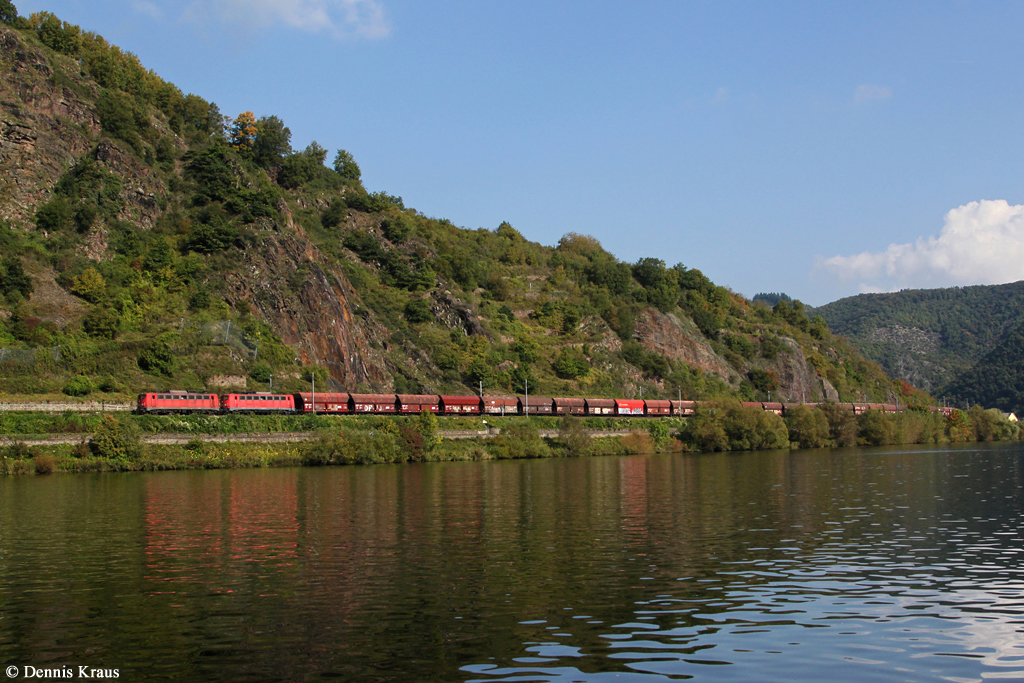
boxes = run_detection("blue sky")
[16,0,1024,305]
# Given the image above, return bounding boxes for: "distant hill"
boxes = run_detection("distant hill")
[813,282,1024,408]
[943,321,1024,416]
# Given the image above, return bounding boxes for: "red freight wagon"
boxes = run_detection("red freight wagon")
[782,403,802,414]
[296,392,350,414]
[440,395,481,415]
[670,400,696,417]
[137,391,219,414]
[519,396,554,415]
[616,399,645,416]
[397,394,440,414]
[482,396,519,415]
[763,402,784,416]
[866,403,885,412]
[741,401,765,411]
[351,394,397,413]
[221,393,296,413]
[882,404,899,413]
[586,398,616,416]
[553,397,585,415]
[645,399,671,416]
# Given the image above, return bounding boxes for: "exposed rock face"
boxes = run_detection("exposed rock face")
[634,309,737,383]
[0,27,99,224]
[224,232,389,391]
[431,290,488,337]
[765,337,826,402]
[867,325,942,355]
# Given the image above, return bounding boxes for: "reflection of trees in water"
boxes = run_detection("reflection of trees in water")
[1,445,1023,680]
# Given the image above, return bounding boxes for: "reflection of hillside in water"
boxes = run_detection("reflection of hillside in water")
[1,444,1022,681]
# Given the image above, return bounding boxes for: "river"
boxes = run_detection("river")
[1,442,1022,682]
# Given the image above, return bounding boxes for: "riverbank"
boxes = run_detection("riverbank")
[1,401,1017,474]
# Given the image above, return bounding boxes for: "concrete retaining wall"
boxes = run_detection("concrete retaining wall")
[0,401,133,413]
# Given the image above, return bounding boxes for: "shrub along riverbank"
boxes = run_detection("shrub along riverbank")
[0,402,1018,474]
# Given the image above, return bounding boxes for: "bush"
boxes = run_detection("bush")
[343,230,384,261]
[33,454,57,474]
[89,415,141,461]
[3,442,39,460]
[0,257,33,300]
[553,348,589,379]
[416,408,440,451]
[559,415,591,457]
[250,363,272,383]
[404,299,433,323]
[35,197,72,232]
[62,375,94,397]
[621,430,655,454]
[138,336,175,376]
[380,215,411,243]
[490,421,550,459]
[645,420,671,447]
[83,306,119,339]
[300,430,402,465]
[71,439,90,458]
[302,366,329,385]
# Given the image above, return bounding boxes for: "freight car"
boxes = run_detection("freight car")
[137,391,941,419]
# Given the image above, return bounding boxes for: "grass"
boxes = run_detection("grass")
[0,429,666,475]
[0,410,683,437]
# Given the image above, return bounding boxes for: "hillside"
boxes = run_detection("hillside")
[0,8,920,406]
[813,282,1024,409]
[939,321,1024,416]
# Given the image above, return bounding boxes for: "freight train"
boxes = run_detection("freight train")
[136,391,955,418]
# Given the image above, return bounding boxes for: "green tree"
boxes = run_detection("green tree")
[0,1,18,24]
[278,143,331,188]
[252,115,292,168]
[632,257,667,288]
[333,149,361,180]
[96,89,148,149]
[229,111,258,153]
[553,347,589,379]
[34,197,72,232]
[0,257,33,300]
[69,267,107,303]
[784,405,831,448]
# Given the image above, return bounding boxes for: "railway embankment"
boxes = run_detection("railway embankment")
[0,427,639,446]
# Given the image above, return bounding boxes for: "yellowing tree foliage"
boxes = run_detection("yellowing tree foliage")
[229,111,257,152]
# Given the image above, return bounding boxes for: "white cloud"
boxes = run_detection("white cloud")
[183,0,389,39]
[132,1,163,19]
[816,199,1024,292]
[853,83,891,105]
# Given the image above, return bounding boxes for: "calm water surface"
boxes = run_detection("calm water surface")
[1,443,1023,682]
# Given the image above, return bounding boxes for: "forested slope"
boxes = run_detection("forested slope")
[813,282,1024,399]
[0,5,922,406]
